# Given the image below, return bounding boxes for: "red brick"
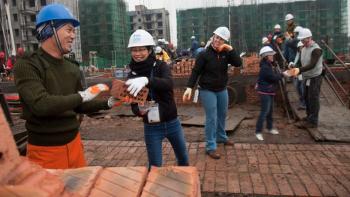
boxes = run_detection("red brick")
[50,166,102,197]
[309,173,336,196]
[273,174,294,196]
[259,164,270,174]
[274,150,290,165]
[227,172,240,193]
[298,174,322,196]
[203,170,215,192]
[215,171,227,192]
[0,108,21,184]
[264,150,278,164]
[142,166,200,197]
[261,174,280,195]
[92,167,148,197]
[255,150,268,164]
[322,174,349,197]
[0,185,46,197]
[285,174,308,196]
[250,173,266,195]
[269,164,282,174]
[239,172,253,194]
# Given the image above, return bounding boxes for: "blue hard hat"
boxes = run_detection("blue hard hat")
[36,3,79,28]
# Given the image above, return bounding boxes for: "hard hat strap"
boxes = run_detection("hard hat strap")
[50,20,65,55]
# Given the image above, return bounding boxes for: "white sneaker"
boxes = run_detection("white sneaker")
[256,133,264,141]
[268,129,279,135]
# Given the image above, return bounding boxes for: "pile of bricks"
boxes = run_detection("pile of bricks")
[171,59,195,77]
[0,108,201,197]
[241,55,260,75]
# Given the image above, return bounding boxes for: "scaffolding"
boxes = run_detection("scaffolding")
[176,0,349,54]
[79,0,130,68]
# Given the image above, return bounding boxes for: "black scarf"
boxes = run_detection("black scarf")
[129,54,156,78]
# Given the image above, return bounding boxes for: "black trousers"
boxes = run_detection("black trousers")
[303,75,322,125]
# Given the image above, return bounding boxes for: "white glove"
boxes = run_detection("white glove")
[125,77,149,97]
[239,52,246,58]
[182,87,192,102]
[78,83,109,103]
[288,62,295,69]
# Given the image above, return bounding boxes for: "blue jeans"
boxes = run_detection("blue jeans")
[199,89,228,152]
[144,118,189,167]
[256,94,274,133]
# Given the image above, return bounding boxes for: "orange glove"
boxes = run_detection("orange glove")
[218,44,233,52]
[78,84,109,102]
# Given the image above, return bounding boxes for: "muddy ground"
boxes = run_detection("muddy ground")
[10,103,315,144]
[77,103,315,144]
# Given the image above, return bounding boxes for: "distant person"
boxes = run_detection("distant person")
[255,46,282,141]
[194,41,206,57]
[126,29,189,168]
[190,36,199,57]
[183,26,242,159]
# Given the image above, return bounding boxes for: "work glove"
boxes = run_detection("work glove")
[125,77,149,97]
[107,97,121,108]
[288,62,295,69]
[239,52,246,58]
[218,44,233,52]
[182,87,192,102]
[78,84,109,103]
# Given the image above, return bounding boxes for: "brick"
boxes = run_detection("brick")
[227,172,240,193]
[322,174,349,197]
[142,166,200,197]
[274,150,290,165]
[239,172,253,194]
[92,167,148,197]
[203,170,215,192]
[110,79,148,106]
[269,164,282,174]
[0,108,21,184]
[273,174,294,196]
[261,173,280,195]
[0,185,46,197]
[50,166,102,197]
[264,150,278,164]
[250,173,266,195]
[309,173,336,196]
[255,150,268,164]
[215,171,227,192]
[298,174,322,196]
[285,174,308,196]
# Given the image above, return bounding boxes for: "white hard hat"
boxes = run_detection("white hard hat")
[274,24,281,29]
[191,36,195,39]
[297,41,304,48]
[285,13,294,21]
[262,37,269,44]
[297,28,312,40]
[128,29,155,48]
[259,46,276,57]
[293,26,303,33]
[164,41,169,45]
[213,26,230,41]
[155,46,162,54]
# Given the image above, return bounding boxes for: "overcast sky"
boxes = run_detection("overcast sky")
[126,0,350,45]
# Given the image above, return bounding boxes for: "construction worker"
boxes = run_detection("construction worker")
[0,51,6,78]
[13,4,115,169]
[183,26,242,159]
[194,41,206,57]
[125,29,189,168]
[255,46,282,141]
[190,36,199,57]
[288,28,323,128]
[285,13,296,39]
[155,46,171,63]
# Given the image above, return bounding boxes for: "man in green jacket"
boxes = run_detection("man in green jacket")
[14,4,115,169]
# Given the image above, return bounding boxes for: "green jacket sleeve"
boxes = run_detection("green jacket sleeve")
[14,61,83,117]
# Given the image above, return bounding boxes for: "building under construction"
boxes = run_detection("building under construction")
[79,0,129,68]
[177,0,349,55]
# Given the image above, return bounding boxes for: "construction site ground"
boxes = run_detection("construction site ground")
[10,103,350,196]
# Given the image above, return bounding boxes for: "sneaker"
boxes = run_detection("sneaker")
[256,133,264,141]
[206,150,221,159]
[268,129,279,135]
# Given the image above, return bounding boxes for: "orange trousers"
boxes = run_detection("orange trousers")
[27,132,86,169]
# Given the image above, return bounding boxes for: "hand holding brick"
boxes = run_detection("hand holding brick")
[78,84,109,102]
[110,79,148,106]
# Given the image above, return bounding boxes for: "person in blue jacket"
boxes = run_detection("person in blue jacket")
[255,46,283,141]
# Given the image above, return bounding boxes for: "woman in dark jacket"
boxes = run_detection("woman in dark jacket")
[255,46,283,141]
[183,26,242,159]
[125,29,189,168]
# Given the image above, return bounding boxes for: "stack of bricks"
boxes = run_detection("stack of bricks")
[241,55,260,76]
[0,108,201,197]
[171,59,195,78]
